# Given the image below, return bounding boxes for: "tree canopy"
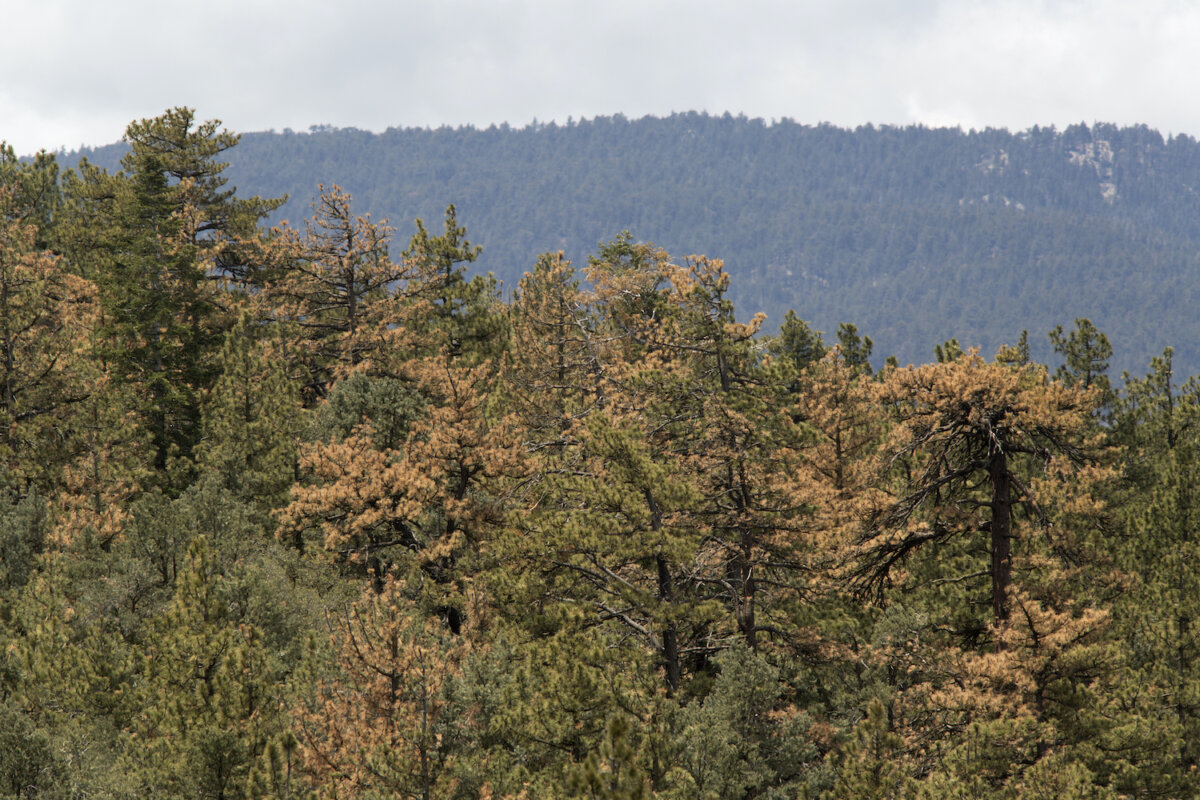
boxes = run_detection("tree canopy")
[3,108,1198,800]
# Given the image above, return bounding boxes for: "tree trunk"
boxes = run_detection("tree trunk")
[989,449,1012,626]
[657,553,681,695]
[646,488,681,695]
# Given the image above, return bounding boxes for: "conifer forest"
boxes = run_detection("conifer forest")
[4,108,1200,799]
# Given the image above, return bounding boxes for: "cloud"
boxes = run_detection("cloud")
[882,0,1200,134]
[1,0,1197,155]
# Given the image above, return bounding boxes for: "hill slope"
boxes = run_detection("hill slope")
[71,114,1200,375]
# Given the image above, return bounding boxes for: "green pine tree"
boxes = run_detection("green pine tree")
[196,312,302,519]
[132,536,283,800]
[58,108,281,477]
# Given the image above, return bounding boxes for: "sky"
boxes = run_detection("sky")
[2,0,1197,156]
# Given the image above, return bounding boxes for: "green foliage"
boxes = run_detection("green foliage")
[403,203,506,364]
[767,310,826,378]
[996,330,1031,366]
[1050,318,1114,418]
[0,481,49,592]
[448,627,618,797]
[567,716,652,800]
[3,559,140,798]
[836,323,874,374]
[69,156,208,470]
[59,108,282,477]
[1113,346,1200,469]
[675,646,818,800]
[823,699,908,800]
[132,537,284,800]
[1107,444,1200,793]
[20,108,1200,800]
[119,476,264,592]
[122,107,284,283]
[197,313,303,516]
[1050,319,1112,387]
[0,143,60,237]
[0,702,60,800]
[306,372,423,449]
[503,249,601,443]
[933,338,962,363]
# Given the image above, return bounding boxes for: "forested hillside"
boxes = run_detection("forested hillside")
[73,113,1200,375]
[5,107,1200,798]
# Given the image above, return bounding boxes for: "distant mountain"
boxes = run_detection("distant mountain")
[69,114,1200,377]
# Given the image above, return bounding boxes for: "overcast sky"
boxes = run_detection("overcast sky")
[2,0,1195,156]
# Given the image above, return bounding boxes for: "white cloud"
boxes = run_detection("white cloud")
[1,0,1198,154]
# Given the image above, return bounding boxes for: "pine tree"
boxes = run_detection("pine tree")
[5,558,140,798]
[674,644,819,799]
[295,571,465,800]
[278,354,524,632]
[851,352,1125,795]
[1107,444,1200,794]
[506,247,787,693]
[402,204,504,364]
[1111,346,1200,493]
[503,250,604,447]
[767,310,827,377]
[49,374,153,549]
[1049,318,1112,394]
[0,702,61,799]
[58,108,281,474]
[121,107,284,285]
[855,352,1102,626]
[132,537,283,800]
[261,184,415,395]
[792,349,888,557]
[566,716,652,800]
[835,324,874,375]
[823,698,909,800]
[787,348,891,719]
[195,312,302,519]
[661,255,813,651]
[1049,318,1114,418]
[0,143,60,246]
[0,184,99,488]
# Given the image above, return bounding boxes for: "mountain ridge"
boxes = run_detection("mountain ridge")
[66,113,1200,376]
